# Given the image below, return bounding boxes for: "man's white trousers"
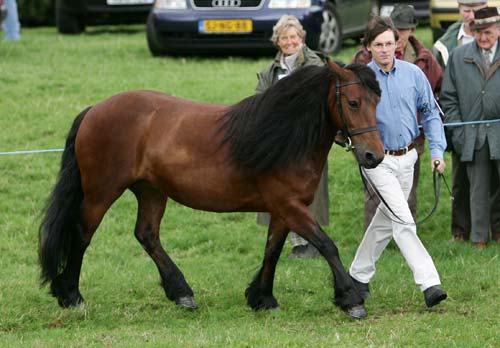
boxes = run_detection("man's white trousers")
[349,149,441,292]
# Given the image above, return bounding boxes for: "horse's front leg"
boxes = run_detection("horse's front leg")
[282,205,366,318]
[307,224,366,318]
[246,217,288,310]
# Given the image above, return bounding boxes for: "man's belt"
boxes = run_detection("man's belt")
[384,143,415,156]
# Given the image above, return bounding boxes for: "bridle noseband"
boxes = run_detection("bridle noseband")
[335,77,378,152]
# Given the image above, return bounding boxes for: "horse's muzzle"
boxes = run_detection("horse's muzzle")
[360,151,384,169]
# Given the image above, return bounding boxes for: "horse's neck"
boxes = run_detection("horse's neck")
[310,136,334,167]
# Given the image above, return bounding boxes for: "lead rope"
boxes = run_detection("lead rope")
[359,161,453,226]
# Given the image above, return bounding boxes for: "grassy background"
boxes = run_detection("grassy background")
[0,25,499,348]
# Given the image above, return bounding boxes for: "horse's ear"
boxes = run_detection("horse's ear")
[327,60,348,80]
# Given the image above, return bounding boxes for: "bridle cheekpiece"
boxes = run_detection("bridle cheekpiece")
[335,77,378,152]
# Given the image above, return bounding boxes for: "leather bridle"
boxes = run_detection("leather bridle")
[335,77,378,152]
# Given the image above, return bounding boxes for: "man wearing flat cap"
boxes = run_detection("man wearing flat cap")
[352,4,443,229]
[440,6,500,247]
[433,0,500,244]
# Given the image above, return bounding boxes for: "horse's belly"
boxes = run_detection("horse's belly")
[158,171,264,213]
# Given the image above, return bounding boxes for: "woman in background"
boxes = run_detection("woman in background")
[255,14,329,258]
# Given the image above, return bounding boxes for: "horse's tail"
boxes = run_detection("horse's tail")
[39,106,91,286]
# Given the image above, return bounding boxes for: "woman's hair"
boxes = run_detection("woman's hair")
[270,15,306,47]
[362,16,399,48]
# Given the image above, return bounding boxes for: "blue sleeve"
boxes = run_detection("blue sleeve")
[417,70,447,158]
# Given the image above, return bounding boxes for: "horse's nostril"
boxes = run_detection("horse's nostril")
[364,151,381,168]
[365,151,375,165]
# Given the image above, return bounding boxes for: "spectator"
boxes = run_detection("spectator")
[348,16,447,311]
[352,4,444,229]
[433,0,486,68]
[440,6,500,248]
[432,0,500,242]
[255,14,329,258]
[2,0,20,41]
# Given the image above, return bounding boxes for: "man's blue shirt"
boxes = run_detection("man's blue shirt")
[367,59,446,159]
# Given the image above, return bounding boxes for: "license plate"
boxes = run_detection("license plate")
[199,19,253,34]
[106,0,153,5]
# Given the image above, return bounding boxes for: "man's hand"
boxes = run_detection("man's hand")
[431,158,446,174]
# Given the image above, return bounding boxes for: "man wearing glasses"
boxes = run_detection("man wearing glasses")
[348,16,448,313]
[352,4,443,230]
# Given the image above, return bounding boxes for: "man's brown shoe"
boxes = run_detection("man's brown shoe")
[473,242,487,249]
[453,234,465,242]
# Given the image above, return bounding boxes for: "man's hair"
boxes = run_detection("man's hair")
[270,15,306,47]
[362,16,399,48]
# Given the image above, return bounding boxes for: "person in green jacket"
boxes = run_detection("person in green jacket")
[433,0,500,243]
[255,14,329,258]
[440,6,500,247]
[433,0,486,68]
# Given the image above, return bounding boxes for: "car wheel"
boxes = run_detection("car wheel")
[55,0,84,34]
[147,13,167,56]
[318,2,342,55]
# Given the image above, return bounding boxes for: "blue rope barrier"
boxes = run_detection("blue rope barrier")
[1,119,499,156]
[443,118,500,127]
[0,148,64,155]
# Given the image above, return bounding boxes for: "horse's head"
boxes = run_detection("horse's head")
[326,60,384,168]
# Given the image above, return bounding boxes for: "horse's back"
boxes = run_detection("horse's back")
[77,90,226,153]
[74,90,260,210]
[76,89,226,166]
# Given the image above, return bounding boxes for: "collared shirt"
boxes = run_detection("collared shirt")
[280,44,302,75]
[457,23,475,46]
[483,40,498,64]
[367,59,447,159]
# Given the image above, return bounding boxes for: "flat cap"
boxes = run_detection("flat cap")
[391,4,418,29]
[470,6,500,30]
[457,0,487,5]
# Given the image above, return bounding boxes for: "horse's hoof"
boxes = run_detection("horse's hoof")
[346,304,367,319]
[249,297,279,311]
[57,292,84,308]
[175,296,198,310]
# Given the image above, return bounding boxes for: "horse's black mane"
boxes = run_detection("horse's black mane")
[345,63,381,98]
[218,63,379,173]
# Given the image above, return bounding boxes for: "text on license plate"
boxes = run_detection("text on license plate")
[199,19,253,34]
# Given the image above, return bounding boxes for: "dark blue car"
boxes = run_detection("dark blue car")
[147,0,376,56]
[55,0,153,34]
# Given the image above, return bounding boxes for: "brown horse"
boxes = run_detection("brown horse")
[39,60,384,319]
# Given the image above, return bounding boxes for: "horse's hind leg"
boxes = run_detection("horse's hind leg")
[132,184,196,309]
[50,225,87,307]
[246,217,288,310]
[51,197,118,307]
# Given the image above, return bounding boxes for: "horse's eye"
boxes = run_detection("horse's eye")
[348,100,359,109]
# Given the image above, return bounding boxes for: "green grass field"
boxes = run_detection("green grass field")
[0,25,498,348]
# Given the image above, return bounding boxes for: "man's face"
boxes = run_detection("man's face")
[367,29,397,71]
[459,4,487,29]
[474,23,500,49]
[396,28,415,52]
